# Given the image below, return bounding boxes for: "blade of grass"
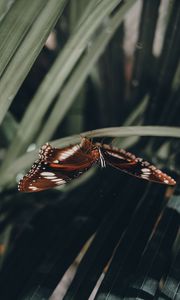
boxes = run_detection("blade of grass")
[113,94,149,149]
[0,125,179,189]
[146,0,180,125]
[94,185,164,299]
[0,112,18,145]
[63,180,147,300]
[2,0,124,167]
[123,94,149,126]
[63,0,94,136]
[37,0,137,145]
[129,208,179,298]
[0,0,68,126]
[0,0,49,77]
[69,0,91,31]
[129,0,160,104]
[0,0,14,22]
[158,224,180,299]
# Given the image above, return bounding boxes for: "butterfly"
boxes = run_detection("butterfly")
[18,137,176,192]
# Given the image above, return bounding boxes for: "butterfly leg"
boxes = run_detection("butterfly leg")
[98,148,106,168]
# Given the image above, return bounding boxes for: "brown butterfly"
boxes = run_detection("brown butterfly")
[18,138,176,192]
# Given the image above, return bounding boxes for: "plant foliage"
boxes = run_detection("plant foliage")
[0,0,180,299]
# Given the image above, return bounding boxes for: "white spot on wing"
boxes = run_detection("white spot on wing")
[41,172,55,177]
[141,174,150,179]
[29,186,38,191]
[52,178,66,183]
[59,145,79,160]
[141,168,151,175]
[106,151,125,160]
[55,179,66,184]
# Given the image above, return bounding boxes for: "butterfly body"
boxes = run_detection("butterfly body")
[18,138,176,192]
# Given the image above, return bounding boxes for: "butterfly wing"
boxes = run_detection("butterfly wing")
[19,138,100,192]
[39,138,99,171]
[100,144,176,186]
[18,160,72,192]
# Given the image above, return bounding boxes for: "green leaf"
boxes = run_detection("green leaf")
[37,0,137,145]
[0,0,49,77]
[0,0,68,125]
[0,0,13,21]
[1,0,126,167]
[63,180,148,300]
[0,112,18,145]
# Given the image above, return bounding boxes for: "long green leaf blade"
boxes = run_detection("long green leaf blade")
[2,0,123,167]
[0,0,49,77]
[37,0,138,144]
[0,0,67,125]
[0,0,13,21]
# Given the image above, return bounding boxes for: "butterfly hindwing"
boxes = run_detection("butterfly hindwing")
[18,160,71,192]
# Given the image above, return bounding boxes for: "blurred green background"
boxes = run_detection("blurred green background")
[0,0,180,299]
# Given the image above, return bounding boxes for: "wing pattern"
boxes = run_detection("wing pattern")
[18,138,176,192]
[100,144,176,185]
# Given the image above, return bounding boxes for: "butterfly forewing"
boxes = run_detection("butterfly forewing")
[100,145,176,186]
[39,138,99,171]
